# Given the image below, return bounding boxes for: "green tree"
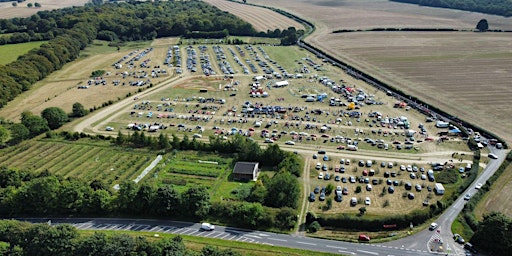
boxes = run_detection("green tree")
[264,171,300,209]
[476,19,489,31]
[471,212,512,256]
[21,224,78,256]
[8,123,29,144]
[34,2,40,8]
[116,181,138,213]
[307,221,321,233]
[275,207,297,230]
[247,180,267,203]
[11,2,17,7]
[182,186,211,218]
[21,111,49,137]
[72,102,87,117]
[0,125,9,146]
[27,3,32,8]
[153,185,181,216]
[358,206,367,216]
[132,184,155,215]
[41,107,68,129]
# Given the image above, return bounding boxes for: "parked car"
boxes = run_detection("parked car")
[314,186,320,194]
[350,197,357,206]
[365,197,371,205]
[318,173,324,179]
[453,234,465,244]
[475,183,483,189]
[341,177,347,183]
[488,153,498,159]
[464,193,472,200]
[415,184,422,191]
[319,192,326,201]
[201,223,215,231]
[342,187,349,195]
[388,186,395,193]
[335,175,341,181]
[366,184,372,191]
[309,192,316,202]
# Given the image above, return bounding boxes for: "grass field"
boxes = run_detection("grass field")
[474,163,512,218]
[0,40,172,122]
[0,41,46,65]
[0,0,88,19]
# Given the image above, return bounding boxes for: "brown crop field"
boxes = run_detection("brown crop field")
[203,0,304,32]
[0,0,88,19]
[233,0,512,143]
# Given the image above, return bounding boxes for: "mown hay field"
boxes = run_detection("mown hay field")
[203,0,304,32]
[475,163,512,218]
[0,0,88,19]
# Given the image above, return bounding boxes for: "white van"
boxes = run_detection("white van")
[201,223,215,231]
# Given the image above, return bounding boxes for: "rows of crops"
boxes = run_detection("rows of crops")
[0,139,158,186]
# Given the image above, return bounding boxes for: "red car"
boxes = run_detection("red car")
[359,234,371,241]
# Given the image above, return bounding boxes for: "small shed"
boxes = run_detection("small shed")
[233,162,260,181]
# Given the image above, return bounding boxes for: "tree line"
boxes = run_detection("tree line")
[391,0,512,17]
[0,220,241,256]
[0,0,304,109]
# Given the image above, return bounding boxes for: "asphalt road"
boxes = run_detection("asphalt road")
[24,217,431,256]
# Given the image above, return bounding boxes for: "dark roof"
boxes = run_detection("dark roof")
[233,162,259,174]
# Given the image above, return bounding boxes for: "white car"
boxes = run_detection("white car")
[365,197,371,205]
[464,193,472,200]
[201,223,215,231]
[318,173,324,179]
[285,141,295,145]
[475,183,483,189]
[429,223,438,231]
[106,126,114,131]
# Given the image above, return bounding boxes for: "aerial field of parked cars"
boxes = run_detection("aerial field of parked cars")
[76,40,484,217]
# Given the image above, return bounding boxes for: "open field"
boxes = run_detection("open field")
[475,163,512,218]
[203,0,304,32]
[0,138,159,187]
[230,0,512,144]
[0,40,174,122]
[0,0,88,19]
[0,41,45,65]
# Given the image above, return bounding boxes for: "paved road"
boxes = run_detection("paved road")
[25,218,432,256]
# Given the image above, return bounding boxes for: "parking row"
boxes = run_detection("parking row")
[71,223,270,245]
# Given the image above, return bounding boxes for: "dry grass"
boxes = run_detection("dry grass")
[0,41,173,122]
[0,0,88,19]
[475,163,512,218]
[204,0,304,32]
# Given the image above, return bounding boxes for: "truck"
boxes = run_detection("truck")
[347,145,358,151]
[434,183,445,195]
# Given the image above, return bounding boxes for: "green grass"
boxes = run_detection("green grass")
[0,41,46,65]
[78,229,337,256]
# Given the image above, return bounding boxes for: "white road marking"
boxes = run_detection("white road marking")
[326,245,347,250]
[257,233,270,237]
[267,238,287,242]
[296,241,316,246]
[357,249,379,255]
[339,250,356,255]
[244,234,262,239]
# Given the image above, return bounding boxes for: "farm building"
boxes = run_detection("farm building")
[233,162,259,181]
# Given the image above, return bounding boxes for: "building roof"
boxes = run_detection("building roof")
[233,162,259,174]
